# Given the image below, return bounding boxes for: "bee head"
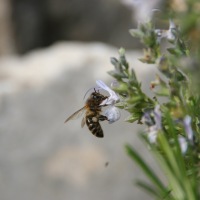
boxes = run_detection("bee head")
[90,91,107,104]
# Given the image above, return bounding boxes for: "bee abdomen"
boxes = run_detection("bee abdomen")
[86,116,104,138]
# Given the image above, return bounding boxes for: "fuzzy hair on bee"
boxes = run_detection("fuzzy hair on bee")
[65,91,109,138]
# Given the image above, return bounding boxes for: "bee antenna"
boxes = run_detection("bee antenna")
[93,88,100,93]
[83,86,101,100]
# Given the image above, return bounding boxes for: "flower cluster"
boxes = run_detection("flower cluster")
[142,106,195,154]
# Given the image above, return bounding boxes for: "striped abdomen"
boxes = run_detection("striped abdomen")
[85,114,104,138]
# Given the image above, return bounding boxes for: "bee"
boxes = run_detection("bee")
[64,91,109,138]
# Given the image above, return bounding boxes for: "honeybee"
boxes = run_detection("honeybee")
[64,91,109,138]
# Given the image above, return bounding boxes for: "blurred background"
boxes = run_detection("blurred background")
[0,0,165,55]
[0,0,165,200]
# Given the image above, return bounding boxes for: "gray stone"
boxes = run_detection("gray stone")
[0,42,161,200]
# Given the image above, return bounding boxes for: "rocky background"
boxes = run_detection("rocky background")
[0,0,162,55]
[0,0,163,200]
[0,42,162,200]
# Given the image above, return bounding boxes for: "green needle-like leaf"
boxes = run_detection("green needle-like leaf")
[125,145,170,198]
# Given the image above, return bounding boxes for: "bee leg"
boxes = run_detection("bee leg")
[99,115,108,121]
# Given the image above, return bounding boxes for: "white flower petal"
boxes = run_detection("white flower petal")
[148,129,158,144]
[104,106,120,124]
[96,80,111,92]
[167,30,176,42]
[183,115,193,141]
[167,19,177,42]
[169,19,176,29]
[155,20,176,43]
[96,80,119,105]
[178,136,188,154]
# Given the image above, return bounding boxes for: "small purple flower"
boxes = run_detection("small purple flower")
[142,105,162,143]
[154,105,162,130]
[183,115,194,142]
[177,115,194,154]
[178,136,188,154]
[148,129,158,144]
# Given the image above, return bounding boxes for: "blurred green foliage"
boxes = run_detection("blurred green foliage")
[108,0,200,199]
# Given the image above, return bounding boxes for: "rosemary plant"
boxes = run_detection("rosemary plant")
[107,1,200,199]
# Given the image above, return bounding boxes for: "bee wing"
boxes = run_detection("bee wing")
[81,116,86,128]
[64,107,86,123]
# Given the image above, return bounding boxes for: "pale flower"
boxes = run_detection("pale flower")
[155,19,177,43]
[96,80,120,123]
[177,115,194,154]
[104,106,121,124]
[183,115,194,142]
[178,136,188,154]
[119,0,160,22]
[148,129,158,144]
[166,19,177,42]
[96,80,119,106]
[153,105,162,130]
[142,105,162,143]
